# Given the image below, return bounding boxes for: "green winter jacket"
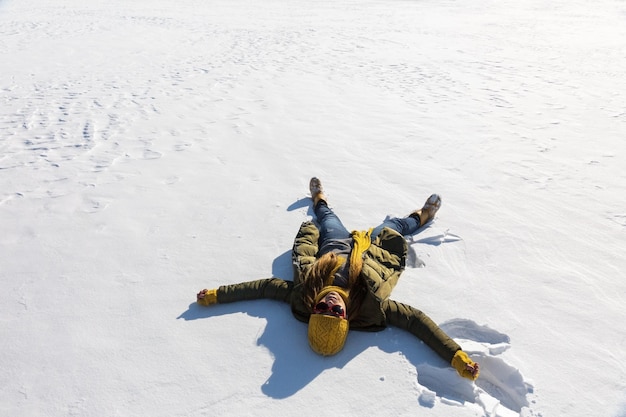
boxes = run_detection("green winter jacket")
[215,221,461,364]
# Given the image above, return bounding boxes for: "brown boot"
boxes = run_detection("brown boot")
[410,194,442,226]
[309,177,327,206]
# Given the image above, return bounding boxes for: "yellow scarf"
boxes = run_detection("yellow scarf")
[348,228,373,281]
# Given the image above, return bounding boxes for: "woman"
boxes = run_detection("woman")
[197,177,480,380]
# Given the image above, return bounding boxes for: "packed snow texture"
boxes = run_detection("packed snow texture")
[1,0,625,416]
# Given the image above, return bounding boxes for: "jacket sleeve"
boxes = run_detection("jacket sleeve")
[383,299,461,364]
[292,221,320,284]
[216,278,294,304]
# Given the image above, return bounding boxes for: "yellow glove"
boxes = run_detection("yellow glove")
[451,350,480,381]
[196,289,218,306]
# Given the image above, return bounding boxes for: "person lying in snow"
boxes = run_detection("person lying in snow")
[197,177,480,381]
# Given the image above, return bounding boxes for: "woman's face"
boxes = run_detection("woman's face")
[314,291,347,319]
[322,291,346,310]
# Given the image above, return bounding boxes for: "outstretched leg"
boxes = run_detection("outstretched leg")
[309,178,351,254]
[371,216,420,240]
[371,194,442,240]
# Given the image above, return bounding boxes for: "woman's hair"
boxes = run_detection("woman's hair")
[301,252,368,321]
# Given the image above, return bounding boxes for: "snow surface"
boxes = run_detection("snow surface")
[1,0,626,415]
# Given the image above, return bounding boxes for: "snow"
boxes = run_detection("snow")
[1,0,625,415]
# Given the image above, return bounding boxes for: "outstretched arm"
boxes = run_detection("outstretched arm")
[196,278,293,306]
[383,299,479,380]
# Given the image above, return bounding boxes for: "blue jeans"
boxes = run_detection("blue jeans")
[314,202,420,254]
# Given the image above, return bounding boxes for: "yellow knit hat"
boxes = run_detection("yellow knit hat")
[307,286,350,356]
[308,314,349,356]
